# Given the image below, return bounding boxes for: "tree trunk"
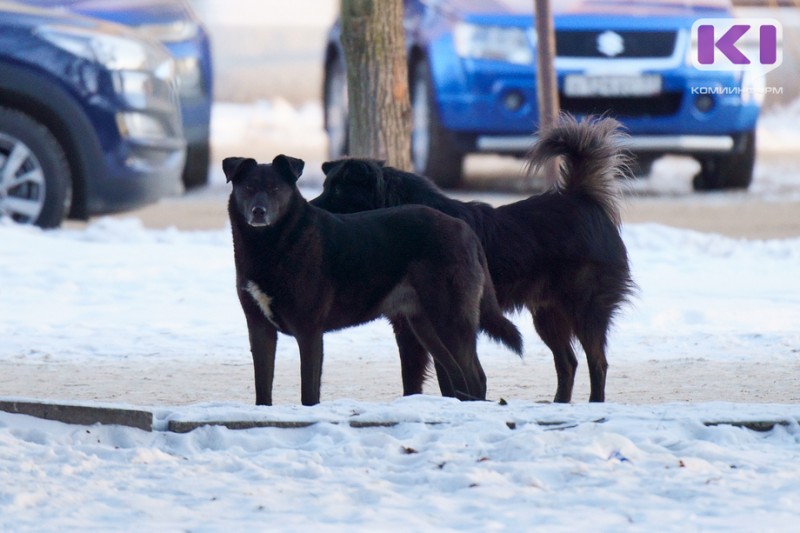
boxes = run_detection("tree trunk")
[340,0,412,171]
[534,0,560,187]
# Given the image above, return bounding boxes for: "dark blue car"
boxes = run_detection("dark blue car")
[19,0,214,189]
[0,1,185,227]
[324,0,761,190]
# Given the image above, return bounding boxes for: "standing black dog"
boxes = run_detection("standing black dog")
[225,154,522,406]
[312,116,635,403]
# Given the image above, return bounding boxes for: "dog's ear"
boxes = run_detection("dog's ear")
[321,160,337,175]
[223,157,257,183]
[272,154,305,182]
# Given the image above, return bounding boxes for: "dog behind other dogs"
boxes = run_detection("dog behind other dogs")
[225,154,521,406]
[312,116,635,403]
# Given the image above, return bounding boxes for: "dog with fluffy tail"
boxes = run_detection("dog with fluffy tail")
[527,114,628,226]
[313,115,635,402]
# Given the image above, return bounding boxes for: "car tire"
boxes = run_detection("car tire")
[0,106,71,228]
[411,59,464,188]
[182,140,210,189]
[692,131,755,191]
[324,54,349,160]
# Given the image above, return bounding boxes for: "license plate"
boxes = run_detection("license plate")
[563,74,662,97]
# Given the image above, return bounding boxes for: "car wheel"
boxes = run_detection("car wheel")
[324,54,349,160]
[411,59,464,188]
[692,131,755,191]
[182,140,210,189]
[0,106,71,228]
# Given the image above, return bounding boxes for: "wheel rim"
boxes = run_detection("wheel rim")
[0,132,45,224]
[325,63,348,159]
[411,74,430,173]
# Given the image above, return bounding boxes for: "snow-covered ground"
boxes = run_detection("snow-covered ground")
[1,397,799,531]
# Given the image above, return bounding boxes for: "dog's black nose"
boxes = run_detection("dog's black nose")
[251,206,267,219]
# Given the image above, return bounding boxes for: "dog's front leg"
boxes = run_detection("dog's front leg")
[245,314,278,406]
[296,332,324,406]
[249,321,277,406]
[238,285,278,405]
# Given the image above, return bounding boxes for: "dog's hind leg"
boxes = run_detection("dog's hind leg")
[407,315,486,401]
[391,317,456,397]
[532,304,578,403]
[575,311,611,403]
[435,319,486,400]
[391,317,434,395]
[296,331,324,406]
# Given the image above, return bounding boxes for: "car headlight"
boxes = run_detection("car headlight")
[136,20,200,43]
[37,25,173,75]
[454,22,533,65]
[174,56,204,97]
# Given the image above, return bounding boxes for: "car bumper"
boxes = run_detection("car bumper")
[476,133,736,154]
[86,137,186,215]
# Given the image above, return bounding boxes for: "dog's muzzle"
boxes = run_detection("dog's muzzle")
[249,205,269,227]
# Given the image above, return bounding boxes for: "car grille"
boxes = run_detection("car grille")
[560,93,684,117]
[556,31,677,58]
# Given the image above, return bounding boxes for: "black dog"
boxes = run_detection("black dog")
[225,154,522,406]
[312,116,635,403]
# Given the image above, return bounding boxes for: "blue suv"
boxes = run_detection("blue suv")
[0,2,185,227]
[323,0,760,190]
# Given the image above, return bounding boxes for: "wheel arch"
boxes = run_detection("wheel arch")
[0,63,107,220]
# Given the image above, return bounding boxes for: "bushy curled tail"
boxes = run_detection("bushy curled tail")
[527,114,629,226]
[478,257,523,356]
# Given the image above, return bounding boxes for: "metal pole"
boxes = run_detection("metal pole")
[534,0,559,187]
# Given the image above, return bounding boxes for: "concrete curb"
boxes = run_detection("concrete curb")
[0,400,153,432]
[1,399,796,434]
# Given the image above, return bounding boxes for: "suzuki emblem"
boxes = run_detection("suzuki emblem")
[597,30,625,57]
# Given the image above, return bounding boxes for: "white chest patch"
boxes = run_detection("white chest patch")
[245,281,277,326]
